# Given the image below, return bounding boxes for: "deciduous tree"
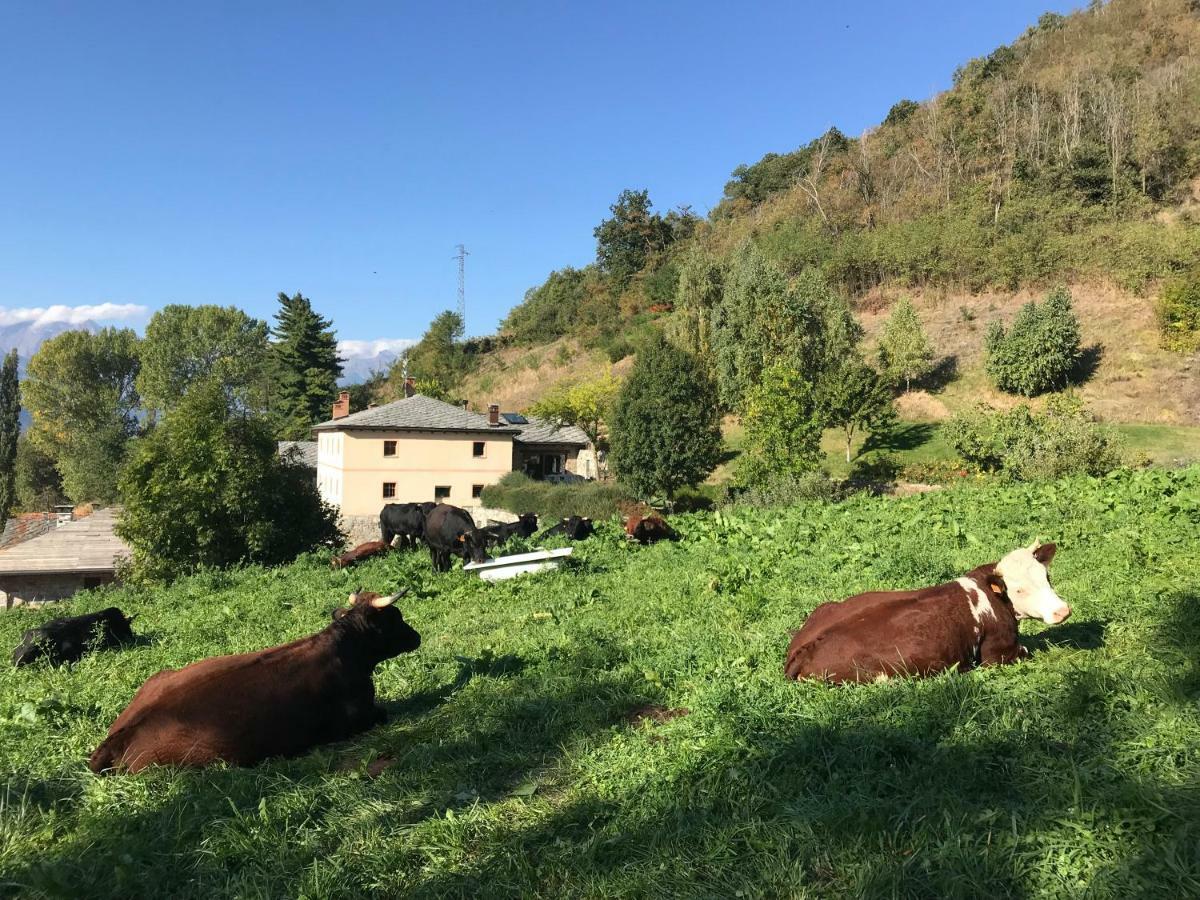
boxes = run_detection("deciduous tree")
[820,361,897,463]
[877,297,934,391]
[117,379,340,583]
[609,337,721,502]
[529,369,621,449]
[735,363,824,487]
[22,328,141,503]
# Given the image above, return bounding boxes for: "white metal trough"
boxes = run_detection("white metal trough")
[463,547,574,581]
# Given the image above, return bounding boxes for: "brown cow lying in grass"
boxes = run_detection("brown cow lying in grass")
[785,542,1069,684]
[88,589,420,774]
[331,539,396,569]
[625,514,678,545]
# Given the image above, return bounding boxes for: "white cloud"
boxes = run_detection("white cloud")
[338,338,416,358]
[0,303,149,327]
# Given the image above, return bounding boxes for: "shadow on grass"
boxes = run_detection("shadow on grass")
[1022,619,1107,653]
[860,422,938,457]
[915,354,958,392]
[1071,342,1104,385]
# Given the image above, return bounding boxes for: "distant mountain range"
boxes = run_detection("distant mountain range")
[337,339,414,385]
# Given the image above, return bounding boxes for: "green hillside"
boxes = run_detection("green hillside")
[500,0,1200,351]
[1,468,1198,896]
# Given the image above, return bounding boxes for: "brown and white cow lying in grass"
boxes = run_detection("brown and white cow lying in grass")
[784,542,1069,684]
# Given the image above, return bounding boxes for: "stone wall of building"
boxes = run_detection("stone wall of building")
[0,572,115,609]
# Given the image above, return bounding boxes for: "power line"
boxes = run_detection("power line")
[453,244,469,328]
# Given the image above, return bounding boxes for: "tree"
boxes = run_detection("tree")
[1157,268,1200,351]
[137,305,271,417]
[609,337,722,501]
[877,297,934,391]
[711,244,861,410]
[669,245,724,357]
[14,436,64,512]
[529,369,621,450]
[22,328,141,503]
[271,293,343,440]
[735,363,824,487]
[404,310,465,387]
[593,189,674,286]
[819,361,897,463]
[117,379,340,583]
[0,349,19,521]
[985,286,1082,396]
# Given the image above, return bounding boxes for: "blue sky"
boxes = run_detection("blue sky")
[0,1,1079,352]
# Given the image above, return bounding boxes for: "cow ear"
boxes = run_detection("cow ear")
[1033,542,1057,565]
[456,534,466,544]
[987,573,1006,598]
[332,607,348,620]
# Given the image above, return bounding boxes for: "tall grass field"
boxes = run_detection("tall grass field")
[1,467,1198,897]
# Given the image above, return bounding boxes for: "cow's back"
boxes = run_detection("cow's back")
[89,638,360,773]
[424,504,475,548]
[785,584,979,683]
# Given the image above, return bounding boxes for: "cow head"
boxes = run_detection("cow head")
[99,608,136,644]
[332,588,421,659]
[517,513,539,537]
[988,542,1070,624]
[454,530,490,564]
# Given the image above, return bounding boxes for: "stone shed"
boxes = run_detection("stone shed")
[0,509,130,608]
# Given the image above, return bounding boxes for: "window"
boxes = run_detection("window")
[382,482,396,499]
[435,485,451,500]
[472,484,484,499]
[383,440,397,457]
[472,441,485,458]
[547,455,564,475]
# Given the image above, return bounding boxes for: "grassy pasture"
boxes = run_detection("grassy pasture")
[1,468,1199,897]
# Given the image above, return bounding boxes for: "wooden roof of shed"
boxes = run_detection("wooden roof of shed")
[0,508,129,576]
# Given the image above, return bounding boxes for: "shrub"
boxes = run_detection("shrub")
[1157,269,1200,351]
[610,336,722,501]
[117,380,340,583]
[984,286,1082,396]
[479,472,634,522]
[725,470,841,508]
[945,395,1124,480]
[735,363,824,488]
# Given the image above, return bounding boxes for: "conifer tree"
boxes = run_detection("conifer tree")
[270,293,343,439]
[0,349,20,521]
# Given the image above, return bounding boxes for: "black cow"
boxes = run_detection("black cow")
[424,504,490,572]
[380,502,436,549]
[544,516,594,540]
[12,607,136,667]
[481,513,539,548]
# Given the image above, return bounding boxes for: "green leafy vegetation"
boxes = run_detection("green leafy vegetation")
[21,327,141,504]
[876,297,933,391]
[1157,267,1200,351]
[528,370,621,449]
[610,337,722,501]
[117,380,340,583]
[479,472,634,522]
[1,468,1198,896]
[14,436,64,512]
[735,363,824,487]
[946,395,1124,480]
[984,286,1083,396]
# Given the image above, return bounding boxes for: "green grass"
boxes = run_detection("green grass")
[2,468,1199,896]
[1114,424,1200,465]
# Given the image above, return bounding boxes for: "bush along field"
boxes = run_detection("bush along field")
[1,468,1199,897]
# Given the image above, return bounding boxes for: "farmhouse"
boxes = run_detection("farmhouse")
[311,387,593,519]
[0,508,130,608]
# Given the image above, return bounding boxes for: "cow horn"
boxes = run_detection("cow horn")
[1028,539,1041,553]
[347,586,365,605]
[370,588,409,608]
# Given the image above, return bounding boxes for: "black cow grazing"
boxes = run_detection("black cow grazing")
[12,607,136,667]
[424,504,490,572]
[543,516,594,541]
[88,589,420,773]
[481,513,539,547]
[380,502,437,549]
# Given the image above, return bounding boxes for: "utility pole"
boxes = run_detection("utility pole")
[453,244,469,329]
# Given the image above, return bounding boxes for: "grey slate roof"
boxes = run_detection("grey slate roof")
[311,394,520,434]
[277,440,318,467]
[0,508,129,576]
[504,414,591,447]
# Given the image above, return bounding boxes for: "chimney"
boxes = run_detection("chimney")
[332,390,351,420]
[488,403,500,426]
[403,376,416,398]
